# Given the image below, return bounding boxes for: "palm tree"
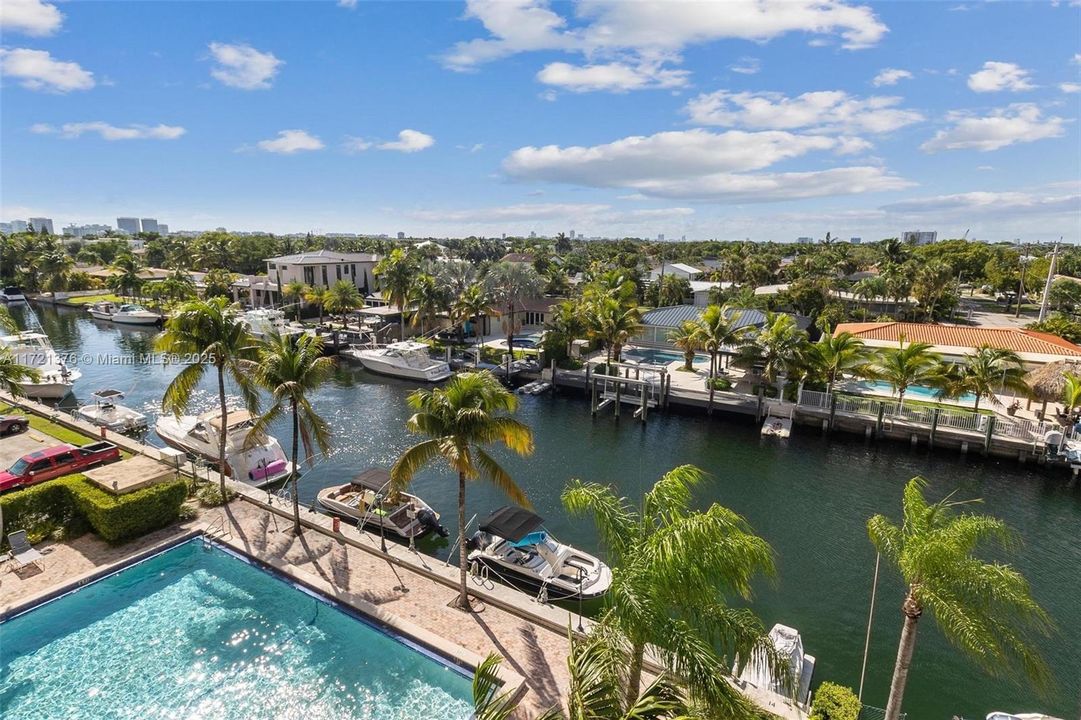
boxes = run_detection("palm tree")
[867,338,944,408]
[811,331,872,395]
[852,276,887,321]
[667,319,703,372]
[453,283,491,366]
[156,297,261,495]
[589,297,641,371]
[325,279,362,328]
[938,345,1029,412]
[563,465,778,715]
[390,372,533,610]
[303,286,328,326]
[0,306,18,334]
[249,333,335,535]
[696,304,748,407]
[0,347,41,398]
[110,252,144,299]
[735,313,808,396]
[868,477,1052,720]
[546,300,585,361]
[38,246,73,293]
[282,280,308,321]
[485,262,543,352]
[1062,372,1081,415]
[408,273,448,336]
[374,248,416,340]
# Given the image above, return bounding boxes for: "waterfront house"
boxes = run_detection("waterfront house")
[647,262,704,283]
[833,321,1081,368]
[633,305,809,350]
[230,274,280,307]
[265,250,379,295]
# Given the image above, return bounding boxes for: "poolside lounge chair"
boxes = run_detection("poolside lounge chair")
[6,530,44,572]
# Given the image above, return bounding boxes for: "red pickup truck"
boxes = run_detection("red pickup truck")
[0,442,121,492]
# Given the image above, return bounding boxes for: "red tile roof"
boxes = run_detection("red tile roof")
[834,321,1081,357]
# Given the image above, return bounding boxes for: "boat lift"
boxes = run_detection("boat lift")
[586,360,670,423]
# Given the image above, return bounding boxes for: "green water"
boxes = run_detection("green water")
[17,304,1081,718]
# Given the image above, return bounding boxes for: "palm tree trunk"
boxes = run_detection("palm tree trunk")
[974,395,981,413]
[474,321,480,367]
[399,314,405,341]
[626,639,646,707]
[708,351,716,412]
[216,365,229,495]
[456,470,470,610]
[290,399,301,535]
[884,594,922,720]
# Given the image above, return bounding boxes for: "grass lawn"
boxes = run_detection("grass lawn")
[64,293,125,306]
[1,403,98,444]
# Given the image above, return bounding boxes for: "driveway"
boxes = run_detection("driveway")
[0,429,65,470]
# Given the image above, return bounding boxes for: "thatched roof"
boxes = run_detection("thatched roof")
[1025,361,1081,400]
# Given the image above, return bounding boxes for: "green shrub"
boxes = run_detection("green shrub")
[810,682,861,720]
[196,484,236,507]
[0,476,88,548]
[707,376,733,391]
[69,476,187,543]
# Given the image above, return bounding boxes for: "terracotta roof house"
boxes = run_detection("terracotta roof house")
[834,321,1081,367]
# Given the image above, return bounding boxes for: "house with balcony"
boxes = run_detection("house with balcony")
[265,250,379,294]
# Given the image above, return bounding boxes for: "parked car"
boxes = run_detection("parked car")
[0,441,121,492]
[0,415,29,437]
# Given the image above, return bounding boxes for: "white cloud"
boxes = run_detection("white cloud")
[729,56,760,75]
[337,0,358,7]
[920,104,1066,152]
[342,136,373,153]
[1060,82,1081,93]
[537,60,689,92]
[0,0,62,36]
[977,165,994,171]
[967,61,1035,92]
[408,203,612,223]
[31,122,186,141]
[1073,53,1081,65]
[881,190,1079,217]
[377,129,434,153]
[503,128,911,202]
[443,0,574,71]
[0,48,94,92]
[208,42,283,90]
[628,207,695,218]
[257,129,324,154]
[456,143,485,153]
[684,89,923,134]
[872,68,912,86]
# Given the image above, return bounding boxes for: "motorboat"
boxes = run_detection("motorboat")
[155,407,293,487]
[242,308,302,339]
[74,389,148,433]
[343,341,452,382]
[737,623,816,707]
[0,331,81,399]
[467,505,612,601]
[86,301,162,325]
[987,714,1065,720]
[0,286,26,303]
[317,467,447,539]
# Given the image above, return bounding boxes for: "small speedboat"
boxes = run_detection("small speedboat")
[87,301,162,325]
[987,714,1065,720]
[317,467,447,539]
[0,286,26,303]
[467,505,612,601]
[74,389,148,433]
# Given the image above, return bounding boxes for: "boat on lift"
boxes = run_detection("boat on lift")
[467,505,612,601]
[86,301,162,326]
[155,407,293,487]
[0,286,26,303]
[342,341,452,382]
[74,389,148,433]
[317,467,447,539]
[0,331,80,399]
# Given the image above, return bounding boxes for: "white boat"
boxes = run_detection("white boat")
[0,286,26,303]
[155,407,293,487]
[0,331,81,399]
[86,301,162,325]
[242,308,302,339]
[987,714,1065,720]
[317,467,448,539]
[343,341,452,382]
[737,623,816,707]
[468,506,613,601]
[74,389,148,433]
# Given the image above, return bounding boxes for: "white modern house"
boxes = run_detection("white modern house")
[648,262,704,282]
[265,250,379,294]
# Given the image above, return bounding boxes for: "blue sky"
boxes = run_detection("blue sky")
[2,0,1079,242]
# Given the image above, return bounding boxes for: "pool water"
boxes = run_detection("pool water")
[624,348,707,365]
[857,379,977,404]
[0,540,474,720]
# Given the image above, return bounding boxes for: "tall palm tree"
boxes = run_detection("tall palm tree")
[485,262,543,352]
[390,372,534,610]
[546,300,585,360]
[735,313,808,395]
[325,279,362,328]
[589,297,641,371]
[1062,372,1081,415]
[156,297,261,495]
[249,333,335,535]
[374,248,417,340]
[0,347,41,398]
[453,283,491,366]
[563,465,778,715]
[937,345,1029,412]
[408,273,449,336]
[867,339,944,408]
[868,477,1052,720]
[812,331,872,395]
[667,319,703,372]
[282,280,308,321]
[110,252,144,299]
[852,276,887,321]
[696,304,748,407]
[37,246,73,293]
[303,285,328,326]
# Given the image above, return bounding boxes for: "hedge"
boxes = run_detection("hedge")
[810,682,861,720]
[1,474,187,547]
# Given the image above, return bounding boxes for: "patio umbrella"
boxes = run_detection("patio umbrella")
[1025,361,1081,417]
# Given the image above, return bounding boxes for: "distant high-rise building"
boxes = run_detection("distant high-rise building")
[117,217,141,234]
[157,224,169,235]
[681,235,686,242]
[29,217,54,234]
[63,223,113,237]
[0,223,11,234]
[397,231,405,239]
[902,230,937,245]
[568,230,575,239]
[657,233,665,241]
[797,236,813,244]
[140,218,159,234]
[529,231,536,239]
[850,237,862,244]
[9,220,28,233]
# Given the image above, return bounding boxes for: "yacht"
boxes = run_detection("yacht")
[155,407,293,487]
[0,286,26,303]
[242,308,302,339]
[317,467,448,539]
[342,341,452,382]
[467,505,612,601]
[0,331,81,399]
[74,389,148,433]
[86,301,162,326]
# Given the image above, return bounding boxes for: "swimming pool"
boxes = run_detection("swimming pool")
[856,379,977,404]
[624,348,708,365]
[0,539,474,720]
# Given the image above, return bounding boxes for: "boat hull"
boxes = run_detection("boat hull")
[111,314,162,326]
[155,424,293,488]
[354,353,452,382]
[469,556,610,601]
[317,485,441,539]
[17,379,77,399]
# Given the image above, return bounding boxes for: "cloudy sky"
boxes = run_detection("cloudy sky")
[1,0,1079,242]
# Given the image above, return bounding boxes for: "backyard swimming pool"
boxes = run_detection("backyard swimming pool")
[856,379,978,404]
[0,539,474,720]
[624,348,708,365]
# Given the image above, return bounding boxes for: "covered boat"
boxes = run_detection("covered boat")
[74,389,148,433]
[317,467,447,539]
[467,505,612,601]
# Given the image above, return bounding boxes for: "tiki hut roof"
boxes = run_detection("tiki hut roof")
[1025,360,1081,400]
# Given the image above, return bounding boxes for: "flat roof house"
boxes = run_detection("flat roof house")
[648,263,704,283]
[265,250,379,294]
[634,305,808,350]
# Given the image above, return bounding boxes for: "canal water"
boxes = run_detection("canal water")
[15,304,1081,719]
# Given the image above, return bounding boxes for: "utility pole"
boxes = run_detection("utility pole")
[1038,238,1062,323]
